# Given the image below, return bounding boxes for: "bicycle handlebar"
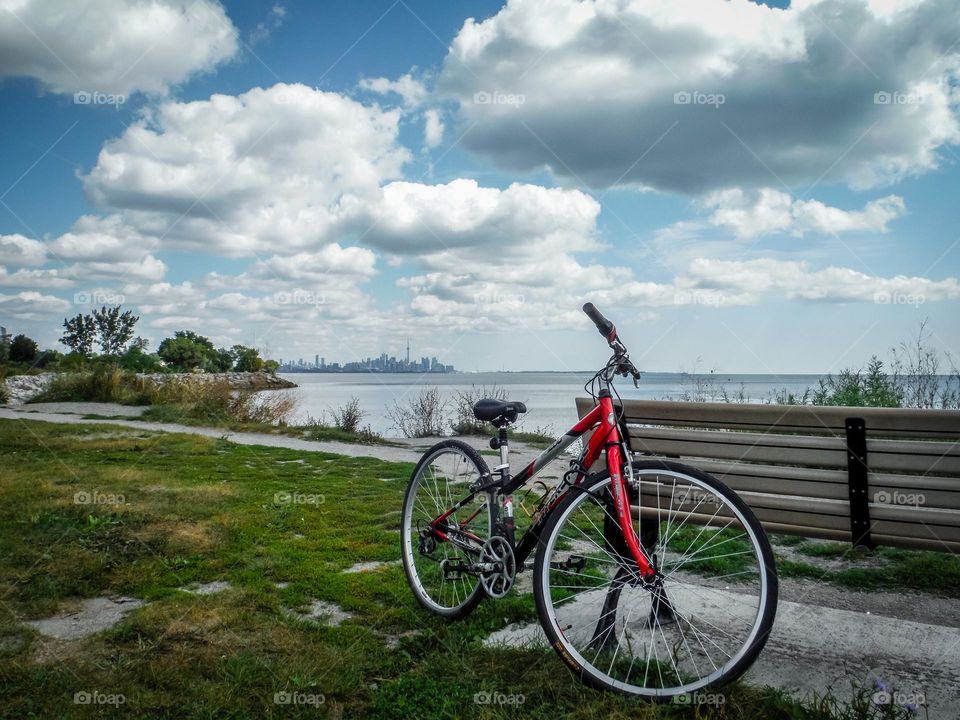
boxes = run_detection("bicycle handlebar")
[582,303,616,342]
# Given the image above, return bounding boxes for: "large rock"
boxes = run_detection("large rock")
[136,371,297,390]
[2,374,57,405]
[1,371,296,406]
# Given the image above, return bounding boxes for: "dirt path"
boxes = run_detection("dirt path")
[0,404,560,469]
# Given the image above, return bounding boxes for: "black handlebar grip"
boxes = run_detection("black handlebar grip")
[582,302,616,340]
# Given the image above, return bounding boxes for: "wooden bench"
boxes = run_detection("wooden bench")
[575,398,960,552]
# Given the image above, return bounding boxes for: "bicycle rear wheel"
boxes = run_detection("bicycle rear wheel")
[401,440,492,619]
[534,460,777,699]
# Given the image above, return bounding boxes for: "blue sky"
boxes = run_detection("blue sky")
[0,0,958,373]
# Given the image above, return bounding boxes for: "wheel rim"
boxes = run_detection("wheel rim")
[539,470,772,697]
[403,447,492,613]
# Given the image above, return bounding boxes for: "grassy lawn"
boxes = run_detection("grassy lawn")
[0,420,917,719]
[769,537,960,598]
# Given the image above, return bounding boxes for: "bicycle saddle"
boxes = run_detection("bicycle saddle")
[472,398,527,423]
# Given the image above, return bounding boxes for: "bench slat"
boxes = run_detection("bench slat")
[628,426,847,468]
[577,398,960,439]
[677,460,960,509]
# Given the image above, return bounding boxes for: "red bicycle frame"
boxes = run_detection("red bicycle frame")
[428,391,655,580]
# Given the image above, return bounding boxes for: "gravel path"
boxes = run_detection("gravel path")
[0,404,562,469]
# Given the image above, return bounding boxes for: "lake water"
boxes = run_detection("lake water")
[267,371,823,437]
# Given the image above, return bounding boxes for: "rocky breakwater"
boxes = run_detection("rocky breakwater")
[1,371,297,406]
[136,372,298,390]
[2,374,58,405]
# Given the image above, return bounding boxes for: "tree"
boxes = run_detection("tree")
[231,344,264,372]
[9,334,38,363]
[158,331,215,371]
[92,305,139,356]
[61,313,97,355]
[210,347,235,372]
[118,345,164,373]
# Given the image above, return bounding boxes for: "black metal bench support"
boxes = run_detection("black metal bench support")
[845,417,874,549]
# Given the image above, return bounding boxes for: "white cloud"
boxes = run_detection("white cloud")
[251,245,377,281]
[0,0,238,96]
[423,108,444,148]
[0,291,70,320]
[0,266,71,289]
[82,83,409,256]
[362,179,600,255]
[0,233,46,265]
[440,0,960,192]
[359,73,429,109]
[701,189,905,239]
[684,257,960,303]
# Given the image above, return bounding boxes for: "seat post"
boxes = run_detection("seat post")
[498,426,509,468]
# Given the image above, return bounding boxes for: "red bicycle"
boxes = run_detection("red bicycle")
[401,304,778,699]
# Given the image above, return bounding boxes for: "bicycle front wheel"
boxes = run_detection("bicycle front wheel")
[534,460,777,699]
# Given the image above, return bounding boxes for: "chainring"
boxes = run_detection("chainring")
[478,536,516,599]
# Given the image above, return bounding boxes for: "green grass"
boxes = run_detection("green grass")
[0,419,925,719]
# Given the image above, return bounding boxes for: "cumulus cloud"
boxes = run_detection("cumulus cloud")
[0,233,46,265]
[0,291,70,320]
[0,0,238,96]
[701,188,905,239]
[362,179,600,254]
[82,83,409,256]
[423,108,444,148]
[439,0,960,193]
[684,257,960,303]
[595,257,960,308]
[359,73,429,109]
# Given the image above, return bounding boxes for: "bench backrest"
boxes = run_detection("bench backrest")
[575,398,960,551]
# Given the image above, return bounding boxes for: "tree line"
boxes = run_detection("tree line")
[1,305,277,374]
